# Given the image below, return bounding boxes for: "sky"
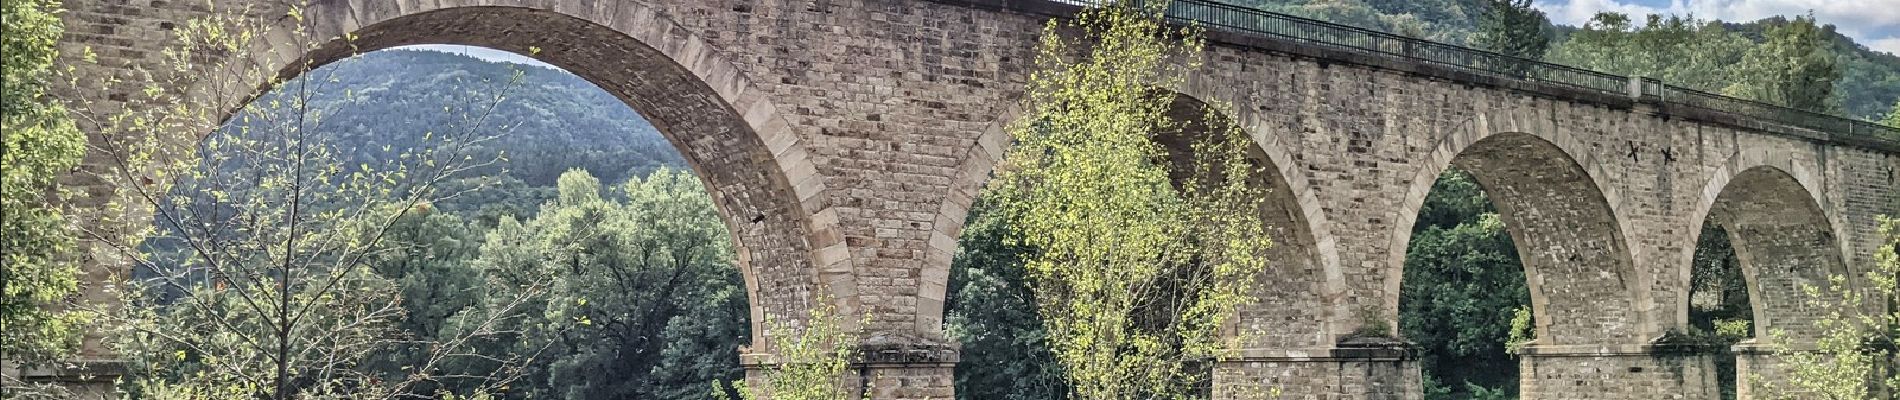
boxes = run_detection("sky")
[1533,0,1900,55]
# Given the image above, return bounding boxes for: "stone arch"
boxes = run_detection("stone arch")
[1387,110,1646,345]
[1684,151,1848,340]
[183,0,836,349]
[941,84,1340,349]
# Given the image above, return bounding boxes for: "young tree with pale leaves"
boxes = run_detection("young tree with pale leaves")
[67,5,547,399]
[986,2,1275,398]
[1754,217,1898,400]
[1,0,89,388]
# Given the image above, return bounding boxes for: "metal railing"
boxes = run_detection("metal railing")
[1078,0,1900,147]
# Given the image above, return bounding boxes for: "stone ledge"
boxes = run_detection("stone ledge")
[1517,343,1735,357]
[8,359,126,383]
[1731,340,1820,355]
[1733,336,1896,355]
[740,340,961,367]
[1218,346,1415,362]
[1518,343,1660,356]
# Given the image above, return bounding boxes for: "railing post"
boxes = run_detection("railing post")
[1627,76,1644,100]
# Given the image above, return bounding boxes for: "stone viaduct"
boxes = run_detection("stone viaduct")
[46,0,1900,398]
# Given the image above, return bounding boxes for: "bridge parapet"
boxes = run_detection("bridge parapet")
[936,0,1900,153]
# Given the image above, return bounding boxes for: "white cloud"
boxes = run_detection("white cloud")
[1870,37,1900,56]
[1539,0,1669,26]
[1674,0,1900,39]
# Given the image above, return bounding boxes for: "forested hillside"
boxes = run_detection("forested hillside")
[310,49,684,186]
[260,49,686,221]
[1227,0,1490,42]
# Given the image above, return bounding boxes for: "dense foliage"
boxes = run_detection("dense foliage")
[271,53,748,399]
[0,0,88,367]
[1886,100,1900,127]
[1472,0,1552,60]
[1546,13,1755,94]
[1724,15,1842,112]
[102,26,537,397]
[1398,170,1528,399]
[1548,12,1843,112]
[946,200,1066,400]
[1227,0,1490,43]
[459,169,748,400]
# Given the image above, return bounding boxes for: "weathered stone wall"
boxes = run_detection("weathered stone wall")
[1212,348,1421,400]
[1733,345,1799,399]
[1519,346,1720,400]
[49,0,1899,398]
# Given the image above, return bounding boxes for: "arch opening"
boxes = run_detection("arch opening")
[1688,165,1848,400]
[114,3,832,396]
[1428,131,1640,345]
[1397,168,1531,398]
[1686,223,1754,400]
[1393,130,1642,397]
[240,5,830,348]
[940,92,1331,397]
[130,40,762,398]
[1697,166,1847,342]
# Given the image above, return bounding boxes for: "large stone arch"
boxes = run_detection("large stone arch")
[1386,109,1647,345]
[1179,77,1344,348]
[1684,150,1849,340]
[941,82,1340,350]
[181,0,838,350]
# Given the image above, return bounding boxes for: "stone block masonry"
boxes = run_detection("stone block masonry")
[47,0,1898,398]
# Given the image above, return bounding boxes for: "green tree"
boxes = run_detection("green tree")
[1229,0,1485,43]
[358,206,489,395]
[470,168,747,400]
[1883,100,1900,128]
[1472,0,1551,60]
[946,199,1066,400]
[1723,15,1843,113]
[1547,12,1754,92]
[648,276,749,400]
[1398,169,1528,399]
[989,2,1275,398]
[0,0,89,372]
